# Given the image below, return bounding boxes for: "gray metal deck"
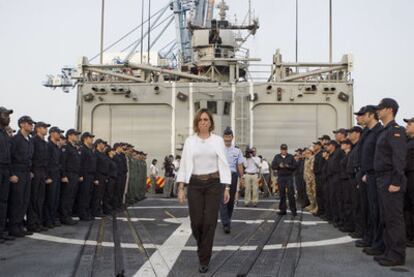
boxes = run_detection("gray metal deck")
[0,196,413,277]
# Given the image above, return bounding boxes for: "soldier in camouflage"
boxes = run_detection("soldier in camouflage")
[303,147,317,214]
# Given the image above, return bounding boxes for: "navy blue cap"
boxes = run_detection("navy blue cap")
[333,128,348,135]
[49,126,64,134]
[113,143,122,149]
[81,132,95,141]
[375,98,399,111]
[95,138,107,145]
[0,107,13,115]
[318,135,331,141]
[35,121,51,129]
[328,140,339,147]
[363,105,377,114]
[66,129,81,137]
[223,126,233,136]
[354,106,366,116]
[347,126,363,133]
[18,116,35,125]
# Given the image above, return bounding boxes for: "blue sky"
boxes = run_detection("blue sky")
[1,0,413,130]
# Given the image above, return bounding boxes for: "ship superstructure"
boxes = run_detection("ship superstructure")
[44,0,354,161]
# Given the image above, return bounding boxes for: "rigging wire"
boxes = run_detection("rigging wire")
[89,2,170,62]
[121,15,174,53]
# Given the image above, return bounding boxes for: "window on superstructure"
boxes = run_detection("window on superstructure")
[224,102,231,115]
[207,101,217,114]
[194,102,201,112]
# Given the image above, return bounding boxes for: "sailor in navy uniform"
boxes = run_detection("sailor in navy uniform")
[373,98,407,266]
[220,127,245,234]
[60,129,82,225]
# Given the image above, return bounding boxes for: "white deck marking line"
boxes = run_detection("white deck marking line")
[30,232,355,251]
[263,236,356,250]
[116,217,156,222]
[29,233,157,249]
[225,219,265,224]
[181,236,356,251]
[283,220,328,226]
[133,217,192,277]
[145,198,280,203]
[128,206,188,210]
[128,205,311,215]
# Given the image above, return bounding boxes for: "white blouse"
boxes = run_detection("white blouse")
[192,135,219,175]
[177,134,231,185]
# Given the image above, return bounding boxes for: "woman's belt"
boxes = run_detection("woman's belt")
[191,171,219,181]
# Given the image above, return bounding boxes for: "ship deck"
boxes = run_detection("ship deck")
[1,195,413,277]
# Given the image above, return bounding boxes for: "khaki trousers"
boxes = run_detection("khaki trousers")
[244,174,259,205]
[306,179,317,211]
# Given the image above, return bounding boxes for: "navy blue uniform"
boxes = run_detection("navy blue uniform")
[76,144,97,219]
[340,152,353,231]
[0,127,11,236]
[93,151,109,216]
[113,153,128,210]
[27,135,48,229]
[321,156,330,218]
[404,137,414,242]
[360,122,384,251]
[272,154,297,214]
[346,141,362,235]
[105,157,118,214]
[60,142,81,221]
[44,140,61,225]
[355,129,370,241]
[374,120,407,262]
[220,145,244,228]
[9,131,33,233]
[313,150,326,215]
[295,158,308,208]
[326,147,344,223]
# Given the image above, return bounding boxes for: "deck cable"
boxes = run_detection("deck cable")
[205,201,281,277]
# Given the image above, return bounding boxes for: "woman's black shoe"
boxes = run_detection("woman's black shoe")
[199,265,209,273]
[223,225,231,234]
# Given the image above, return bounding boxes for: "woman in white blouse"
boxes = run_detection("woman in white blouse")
[177,108,231,273]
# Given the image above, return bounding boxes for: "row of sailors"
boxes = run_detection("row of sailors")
[291,98,414,267]
[0,108,148,243]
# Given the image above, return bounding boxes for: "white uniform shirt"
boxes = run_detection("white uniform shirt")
[150,164,159,177]
[261,161,270,174]
[243,156,261,174]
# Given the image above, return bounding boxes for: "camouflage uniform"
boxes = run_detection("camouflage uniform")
[136,159,147,200]
[125,156,136,205]
[132,158,140,201]
[304,155,318,213]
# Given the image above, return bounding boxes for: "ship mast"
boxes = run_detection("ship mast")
[100,0,105,64]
